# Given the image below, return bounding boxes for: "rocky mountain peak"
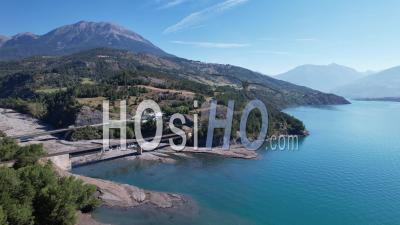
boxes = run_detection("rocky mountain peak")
[0,35,10,47]
[0,21,170,60]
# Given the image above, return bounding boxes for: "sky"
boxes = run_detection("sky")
[0,0,399,75]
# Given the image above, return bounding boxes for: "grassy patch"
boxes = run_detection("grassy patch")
[80,78,96,85]
[77,97,105,108]
[35,87,67,94]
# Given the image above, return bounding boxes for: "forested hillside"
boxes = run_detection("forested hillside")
[0,48,349,142]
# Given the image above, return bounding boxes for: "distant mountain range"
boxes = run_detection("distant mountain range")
[0,21,170,60]
[334,65,400,99]
[275,63,365,93]
[275,63,400,99]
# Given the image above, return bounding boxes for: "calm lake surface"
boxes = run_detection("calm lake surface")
[73,101,400,225]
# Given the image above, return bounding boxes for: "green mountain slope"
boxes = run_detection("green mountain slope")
[0,48,349,139]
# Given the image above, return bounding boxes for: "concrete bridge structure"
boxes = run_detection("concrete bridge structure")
[5,131,182,170]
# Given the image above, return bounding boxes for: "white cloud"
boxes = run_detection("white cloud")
[158,0,188,9]
[164,0,249,33]
[171,40,250,48]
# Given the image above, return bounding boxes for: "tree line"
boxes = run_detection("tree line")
[0,132,99,225]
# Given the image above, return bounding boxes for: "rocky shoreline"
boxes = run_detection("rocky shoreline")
[53,164,190,207]
[68,142,258,167]
[67,144,257,207]
[1,108,258,225]
[67,144,257,225]
[52,163,192,225]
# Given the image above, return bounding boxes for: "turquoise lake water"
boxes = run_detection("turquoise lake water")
[73,101,400,225]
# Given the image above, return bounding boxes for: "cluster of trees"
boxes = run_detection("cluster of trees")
[0,98,47,119]
[40,91,80,128]
[71,84,147,100]
[0,164,99,225]
[106,71,149,86]
[67,124,138,141]
[0,73,36,99]
[193,85,306,146]
[162,100,192,116]
[170,80,213,96]
[68,126,102,141]
[0,132,45,168]
[0,70,148,129]
[0,133,100,225]
[281,113,305,135]
[0,91,79,128]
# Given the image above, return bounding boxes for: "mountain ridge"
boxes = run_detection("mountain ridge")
[334,65,400,98]
[275,63,365,93]
[0,35,10,47]
[0,21,171,60]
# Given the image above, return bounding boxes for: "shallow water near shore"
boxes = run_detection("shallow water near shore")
[73,101,400,225]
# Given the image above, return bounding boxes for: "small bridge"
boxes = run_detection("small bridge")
[6,126,184,170]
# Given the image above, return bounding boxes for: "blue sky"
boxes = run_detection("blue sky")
[0,0,399,74]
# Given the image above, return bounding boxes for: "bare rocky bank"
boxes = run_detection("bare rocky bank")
[52,164,192,225]
[53,164,190,207]
[1,108,258,225]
